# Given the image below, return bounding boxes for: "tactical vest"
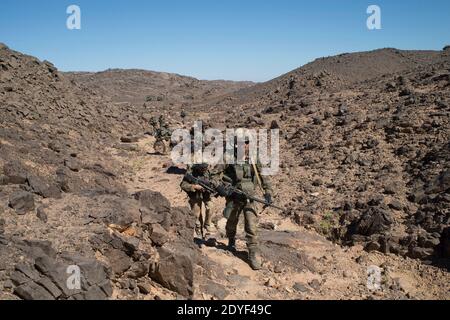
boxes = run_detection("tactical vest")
[228,163,256,195]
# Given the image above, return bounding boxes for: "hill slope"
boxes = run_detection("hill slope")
[65,69,254,107]
[199,47,450,266]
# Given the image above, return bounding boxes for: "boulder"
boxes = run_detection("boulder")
[352,207,393,236]
[104,248,131,276]
[64,159,81,172]
[134,190,171,215]
[293,282,310,293]
[17,240,57,259]
[126,261,150,279]
[56,167,81,193]
[9,191,35,214]
[36,206,48,223]
[388,200,403,211]
[140,207,165,225]
[3,161,28,184]
[106,198,141,227]
[200,280,229,299]
[427,170,450,193]
[14,281,55,300]
[149,223,170,246]
[408,247,434,260]
[27,175,61,199]
[149,245,195,297]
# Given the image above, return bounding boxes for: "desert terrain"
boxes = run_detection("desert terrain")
[0,43,449,300]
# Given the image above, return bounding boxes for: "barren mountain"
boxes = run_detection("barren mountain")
[195,48,443,107]
[65,69,254,107]
[202,46,450,265]
[0,43,449,301]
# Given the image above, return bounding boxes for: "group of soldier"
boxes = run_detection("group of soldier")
[149,115,172,154]
[180,138,273,271]
[149,116,273,270]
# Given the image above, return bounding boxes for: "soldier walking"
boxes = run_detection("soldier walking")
[180,163,216,238]
[220,137,273,270]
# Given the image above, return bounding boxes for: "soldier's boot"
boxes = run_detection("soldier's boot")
[194,223,203,238]
[203,219,214,237]
[248,248,262,270]
[227,238,237,253]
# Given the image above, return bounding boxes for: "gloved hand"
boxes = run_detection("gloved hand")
[264,193,272,204]
[216,184,230,197]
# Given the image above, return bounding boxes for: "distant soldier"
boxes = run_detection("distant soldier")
[180,163,217,238]
[152,115,172,154]
[219,137,273,270]
[148,116,159,135]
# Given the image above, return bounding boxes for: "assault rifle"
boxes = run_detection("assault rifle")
[184,173,284,211]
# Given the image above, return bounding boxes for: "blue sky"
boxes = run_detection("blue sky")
[0,0,449,81]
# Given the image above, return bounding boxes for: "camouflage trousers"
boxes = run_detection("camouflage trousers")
[224,199,258,250]
[189,198,213,231]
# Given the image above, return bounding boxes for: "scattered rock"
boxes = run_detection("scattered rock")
[14,281,55,300]
[149,245,195,297]
[3,161,28,184]
[64,159,81,172]
[36,206,48,223]
[27,175,61,199]
[388,200,403,211]
[149,223,170,246]
[134,190,171,215]
[104,248,131,276]
[200,280,229,300]
[308,279,321,290]
[351,207,393,237]
[293,282,310,293]
[137,281,152,294]
[9,191,35,214]
[120,135,140,143]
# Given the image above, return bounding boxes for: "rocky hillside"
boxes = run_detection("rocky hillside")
[0,43,199,300]
[223,48,444,105]
[65,69,254,108]
[204,46,450,266]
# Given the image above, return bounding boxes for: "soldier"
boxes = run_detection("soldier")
[220,137,273,270]
[180,163,216,238]
[148,116,159,135]
[153,115,172,154]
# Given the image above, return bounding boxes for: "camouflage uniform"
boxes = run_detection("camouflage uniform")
[153,116,172,154]
[148,116,159,135]
[222,162,272,253]
[180,164,217,236]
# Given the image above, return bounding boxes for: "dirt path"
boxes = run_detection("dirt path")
[114,136,450,300]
